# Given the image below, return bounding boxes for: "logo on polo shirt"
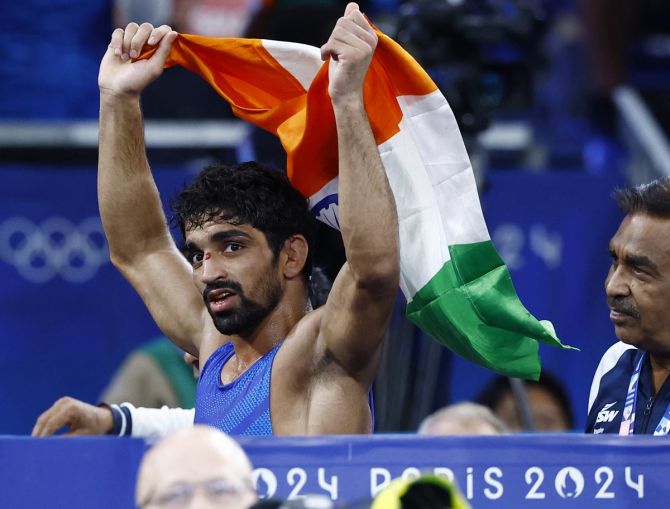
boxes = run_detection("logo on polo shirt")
[596,402,619,424]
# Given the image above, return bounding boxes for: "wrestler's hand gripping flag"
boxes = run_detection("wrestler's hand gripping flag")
[142,28,575,379]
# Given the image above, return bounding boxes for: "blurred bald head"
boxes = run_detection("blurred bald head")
[136,425,256,508]
[418,402,508,436]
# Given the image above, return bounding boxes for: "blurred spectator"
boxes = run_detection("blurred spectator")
[113,0,254,122]
[476,372,574,431]
[32,337,199,437]
[114,0,173,28]
[175,0,265,37]
[581,0,670,95]
[101,337,197,409]
[581,0,670,136]
[418,402,508,436]
[135,425,257,509]
[114,0,266,37]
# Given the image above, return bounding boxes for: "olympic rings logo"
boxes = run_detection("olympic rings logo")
[0,216,109,284]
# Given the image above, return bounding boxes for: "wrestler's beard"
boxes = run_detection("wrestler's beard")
[204,272,282,336]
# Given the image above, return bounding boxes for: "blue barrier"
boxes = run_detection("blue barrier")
[1,434,666,508]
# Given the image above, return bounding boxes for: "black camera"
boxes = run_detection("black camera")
[394,0,548,134]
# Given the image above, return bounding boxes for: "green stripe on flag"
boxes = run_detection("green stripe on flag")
[406,240,575,380]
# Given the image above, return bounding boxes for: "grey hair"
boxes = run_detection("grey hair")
[418,402,509,435]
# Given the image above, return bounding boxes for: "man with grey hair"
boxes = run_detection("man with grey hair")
[135,425,257,508]
[587,177,670,435]
[418,402,508,436]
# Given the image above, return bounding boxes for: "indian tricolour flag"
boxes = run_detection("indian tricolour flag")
[146,28,574,379]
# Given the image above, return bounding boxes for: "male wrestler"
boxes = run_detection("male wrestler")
[96,2,398,435]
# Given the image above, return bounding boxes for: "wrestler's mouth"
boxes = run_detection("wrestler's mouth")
[206,288,238,313]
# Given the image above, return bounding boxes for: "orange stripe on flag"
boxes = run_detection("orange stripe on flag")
[140,29,439,198]
[286,31,437,197]
[374,33,437,98]
[142,35,308,134]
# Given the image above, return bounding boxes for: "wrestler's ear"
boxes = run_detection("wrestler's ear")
[281,235,309,279]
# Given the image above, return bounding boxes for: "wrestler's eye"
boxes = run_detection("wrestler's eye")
[190,251,204,266]
[223,243,243,253]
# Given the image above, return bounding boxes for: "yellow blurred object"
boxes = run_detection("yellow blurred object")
[370,475,471,509]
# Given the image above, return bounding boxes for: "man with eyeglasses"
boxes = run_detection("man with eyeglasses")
[136,425,257,508]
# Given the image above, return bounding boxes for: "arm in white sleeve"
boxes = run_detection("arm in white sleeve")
[115,403,194,438]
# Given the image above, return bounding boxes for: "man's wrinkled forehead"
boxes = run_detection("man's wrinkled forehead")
[612,213,670,271]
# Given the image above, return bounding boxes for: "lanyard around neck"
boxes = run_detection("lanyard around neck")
[619,353,670,436]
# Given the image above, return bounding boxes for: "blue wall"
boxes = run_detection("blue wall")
[0,165,194,434]
[0,0,111,119]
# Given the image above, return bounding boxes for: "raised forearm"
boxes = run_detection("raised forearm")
[95,25,208,353]
[334,96,399,289]
[314,3,398,378]
[98,92,173,267]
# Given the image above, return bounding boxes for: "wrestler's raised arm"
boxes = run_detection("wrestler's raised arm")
[97,24,215,355]
[316,3,400,384]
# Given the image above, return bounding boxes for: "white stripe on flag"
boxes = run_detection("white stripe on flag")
[382,91,489,297]
[261,39,322,91]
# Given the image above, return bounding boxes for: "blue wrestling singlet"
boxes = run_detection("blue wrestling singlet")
[195,341,376,435]
[194,342,281,436]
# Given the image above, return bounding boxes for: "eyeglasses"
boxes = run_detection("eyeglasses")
[141,477,254,508]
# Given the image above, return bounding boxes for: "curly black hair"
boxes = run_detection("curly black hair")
[171,162,317,278]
